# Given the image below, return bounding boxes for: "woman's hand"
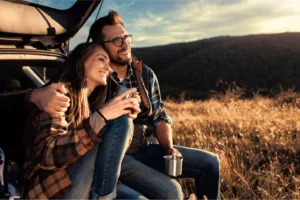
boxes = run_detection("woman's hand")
[128,96,141,119]
[99,88,141,120]
[126,91,141,120]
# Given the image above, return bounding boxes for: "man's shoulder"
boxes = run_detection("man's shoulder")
[142,63,155,75]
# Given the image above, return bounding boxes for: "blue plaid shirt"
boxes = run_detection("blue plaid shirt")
[110,64,172,128]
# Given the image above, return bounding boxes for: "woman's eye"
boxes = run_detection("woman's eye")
[98,58,104,61]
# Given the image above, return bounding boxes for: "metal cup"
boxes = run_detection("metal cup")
[164,155,183,177]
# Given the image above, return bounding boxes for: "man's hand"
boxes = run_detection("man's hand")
[30,83,70,116]
[166,147,182,157]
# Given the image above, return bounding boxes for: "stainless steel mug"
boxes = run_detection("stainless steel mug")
[164,155,183,177]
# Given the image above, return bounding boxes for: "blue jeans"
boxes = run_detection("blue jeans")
[89,115,133,199]
[120,144,220,199]
[60,115,141,199]
[117,184,148,199]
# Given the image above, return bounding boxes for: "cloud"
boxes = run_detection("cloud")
[102,0,137,15]
[70,0,300,48]
[129,0,300,47]
[131,12,171,29]
[70,27,90,50]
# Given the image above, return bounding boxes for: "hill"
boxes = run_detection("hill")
[132,32,300,99]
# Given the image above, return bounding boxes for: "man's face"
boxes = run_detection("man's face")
[101,24,132,66]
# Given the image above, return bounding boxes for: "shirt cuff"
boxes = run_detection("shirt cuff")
[82,113,106,144]
[154,115,172,127]
[89,112,107,133]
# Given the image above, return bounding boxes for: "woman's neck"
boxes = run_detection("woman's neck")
[87,86,95,97]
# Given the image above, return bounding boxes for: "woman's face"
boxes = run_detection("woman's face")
[84,46,110,89]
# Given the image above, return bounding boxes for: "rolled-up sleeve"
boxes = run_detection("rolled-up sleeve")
[147,68,172,128]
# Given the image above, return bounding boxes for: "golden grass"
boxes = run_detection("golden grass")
[166,92,300,199]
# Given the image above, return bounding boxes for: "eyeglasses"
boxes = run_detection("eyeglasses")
[102,35,133,47]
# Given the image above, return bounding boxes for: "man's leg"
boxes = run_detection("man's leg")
[175,145,220,199]
[119,154,184,199]
[89,115,134,199]
[117,183,148,199]
[142,144,220,200]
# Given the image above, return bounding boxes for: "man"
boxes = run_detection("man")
[29,10,220,199]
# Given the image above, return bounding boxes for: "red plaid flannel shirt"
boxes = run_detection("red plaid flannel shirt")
[22,109,105,199]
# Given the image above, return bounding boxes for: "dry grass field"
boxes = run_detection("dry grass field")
[166,91,300,199]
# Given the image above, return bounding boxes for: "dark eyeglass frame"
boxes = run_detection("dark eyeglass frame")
[101,34,133,47]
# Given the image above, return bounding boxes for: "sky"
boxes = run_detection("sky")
[25,0,300,50]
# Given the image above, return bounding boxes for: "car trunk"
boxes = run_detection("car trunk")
[0,0,103,165]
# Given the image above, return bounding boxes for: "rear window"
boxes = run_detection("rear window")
[22,0,76,10]
[0,65,60,91]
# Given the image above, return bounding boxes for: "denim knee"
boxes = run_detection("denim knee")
[115,115,133,134]
[210,154,220,177]
[164,180,184,199]
[89,188,117,200]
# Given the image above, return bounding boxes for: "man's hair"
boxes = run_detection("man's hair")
[89,10,124,41]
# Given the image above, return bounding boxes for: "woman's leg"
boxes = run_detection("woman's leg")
[89,115,133,199]
[59,144,99,199]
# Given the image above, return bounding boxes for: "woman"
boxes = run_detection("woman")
[22,42,140,199]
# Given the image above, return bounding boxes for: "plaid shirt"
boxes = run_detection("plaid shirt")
[22,109,105,199]
[111,64,172,128]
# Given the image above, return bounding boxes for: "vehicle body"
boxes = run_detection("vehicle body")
[0,0,102,164]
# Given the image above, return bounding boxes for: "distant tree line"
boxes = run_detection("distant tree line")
[132,32,300,99]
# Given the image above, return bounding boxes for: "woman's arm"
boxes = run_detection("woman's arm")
[28,87,141,170]
[31,111,106,170]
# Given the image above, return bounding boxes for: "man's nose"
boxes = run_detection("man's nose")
[121,38,130,48]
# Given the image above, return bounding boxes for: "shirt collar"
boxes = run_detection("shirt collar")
[111,64,135,84]
[126,64,135,79]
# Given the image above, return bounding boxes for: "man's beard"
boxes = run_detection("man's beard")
[110,53,132,66]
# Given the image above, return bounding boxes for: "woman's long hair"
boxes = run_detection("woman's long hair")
[59,42,107,125]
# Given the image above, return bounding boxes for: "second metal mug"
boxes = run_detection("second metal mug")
[164,155,183,177]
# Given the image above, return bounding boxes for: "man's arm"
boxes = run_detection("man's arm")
[155,120,181,156]
[27,83,70,116]
[144,66,181,156]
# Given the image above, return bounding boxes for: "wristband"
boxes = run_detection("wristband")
[96,110,108,123]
